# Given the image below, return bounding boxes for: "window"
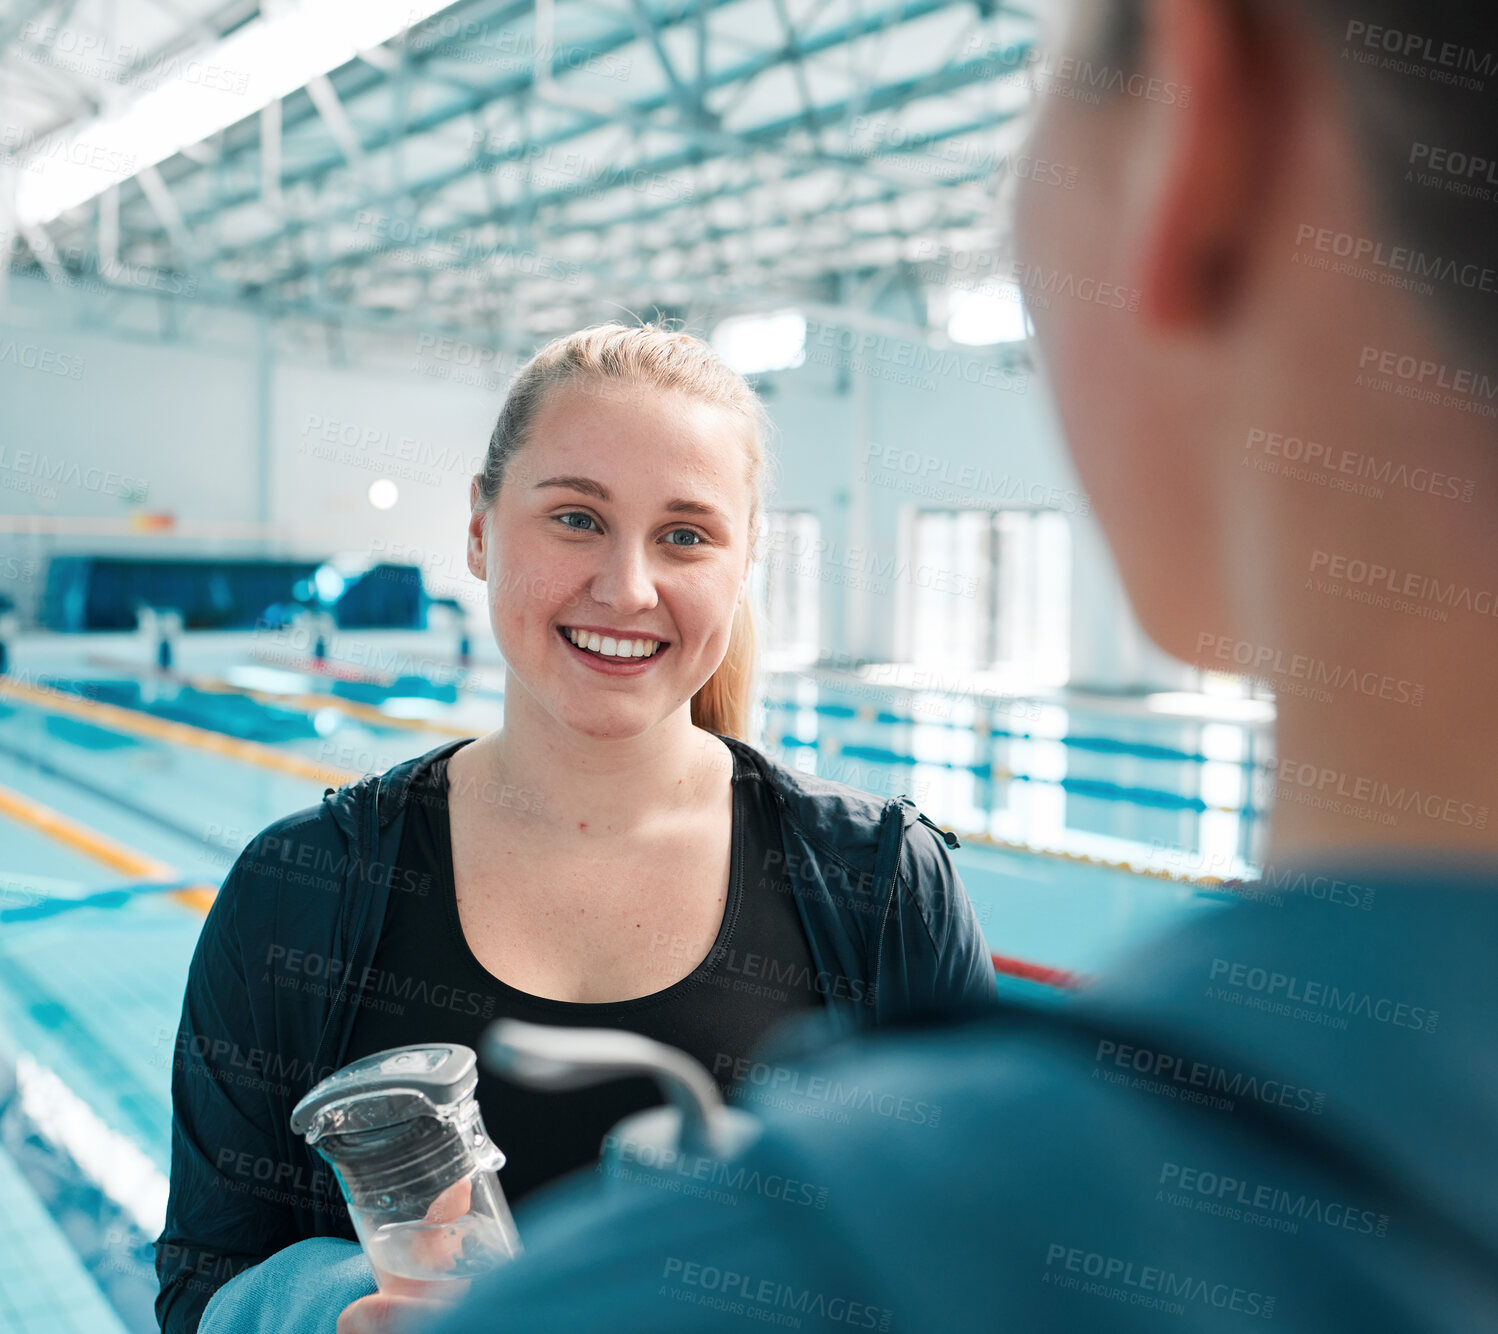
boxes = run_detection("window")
[900,508,1070,684]
[753,510,821,661]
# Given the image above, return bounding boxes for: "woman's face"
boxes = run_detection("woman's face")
[470,379,754,741]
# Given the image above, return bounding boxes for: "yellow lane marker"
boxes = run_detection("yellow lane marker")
[81,651,479,738]
[0,676,359,788]
[0,680,1226,902]
[184,674,474,737]
[0,781,219,913]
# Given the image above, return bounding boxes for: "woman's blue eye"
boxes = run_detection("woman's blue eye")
[556,513,702,546]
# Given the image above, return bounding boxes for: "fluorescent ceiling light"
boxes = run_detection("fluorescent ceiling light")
[15,0,456,227]
[1144,692,1276,724]
[712,310,807,376]
[945,284,1031,346]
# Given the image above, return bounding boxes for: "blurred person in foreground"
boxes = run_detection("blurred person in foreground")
[374,0,1498,1327]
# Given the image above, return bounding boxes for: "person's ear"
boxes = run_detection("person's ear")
[1136,0,1294,327]
[466,476,487,579]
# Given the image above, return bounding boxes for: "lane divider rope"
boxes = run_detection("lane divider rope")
[0,781,217,914]
[0,676,359,787]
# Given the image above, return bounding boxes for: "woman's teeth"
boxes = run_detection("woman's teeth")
[563,627,664,660]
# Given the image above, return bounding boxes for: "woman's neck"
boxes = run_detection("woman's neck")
[460,703,733,841]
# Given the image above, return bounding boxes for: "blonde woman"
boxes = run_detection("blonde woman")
[155,323,996,1334]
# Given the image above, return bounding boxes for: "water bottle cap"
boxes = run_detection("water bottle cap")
[291,1044,478,1138]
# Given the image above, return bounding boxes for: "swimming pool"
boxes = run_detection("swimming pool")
[0,635,1263,1332]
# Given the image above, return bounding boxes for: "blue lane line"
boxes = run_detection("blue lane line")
[773,735,1263,819]
[0,731,237,855]
[764,695,1271,770]
[0,880,205,924]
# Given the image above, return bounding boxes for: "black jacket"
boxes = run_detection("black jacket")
[153,733,997,1333]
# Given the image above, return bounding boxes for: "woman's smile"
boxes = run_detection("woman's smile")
[556,623,672,675]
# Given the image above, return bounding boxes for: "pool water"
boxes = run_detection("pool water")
[0,640,1264,1331]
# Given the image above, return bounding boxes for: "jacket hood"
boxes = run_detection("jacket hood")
[319,736,472,842]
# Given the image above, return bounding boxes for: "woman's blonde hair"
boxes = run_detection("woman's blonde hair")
[474,322,773,740]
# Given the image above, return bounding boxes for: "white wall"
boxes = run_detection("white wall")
[0,275,1189,691]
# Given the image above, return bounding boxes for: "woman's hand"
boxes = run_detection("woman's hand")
[336,1292,457,1334]
[338,1176,478,1332]
[407,1176,473,1276]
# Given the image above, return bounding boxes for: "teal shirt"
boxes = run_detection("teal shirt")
[432,858,1498,1331]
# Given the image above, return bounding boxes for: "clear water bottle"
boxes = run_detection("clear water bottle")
[290,1044,521,1298]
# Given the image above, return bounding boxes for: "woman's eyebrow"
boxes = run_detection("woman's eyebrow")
[534,476,725,520]
[534,474,610,499]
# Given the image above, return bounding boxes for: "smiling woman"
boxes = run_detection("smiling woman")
[471,322,772,741]
[153,323,997,1334]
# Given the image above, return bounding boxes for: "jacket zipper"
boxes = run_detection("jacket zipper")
[917,810,961,849]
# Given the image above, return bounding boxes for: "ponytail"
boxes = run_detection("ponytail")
[691,594,759,741]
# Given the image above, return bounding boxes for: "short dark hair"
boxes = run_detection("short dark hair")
[1098,0,1498,370]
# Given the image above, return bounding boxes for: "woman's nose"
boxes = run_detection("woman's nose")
[587,540,658,610]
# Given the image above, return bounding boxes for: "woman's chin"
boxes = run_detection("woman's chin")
[551,698,663,740]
